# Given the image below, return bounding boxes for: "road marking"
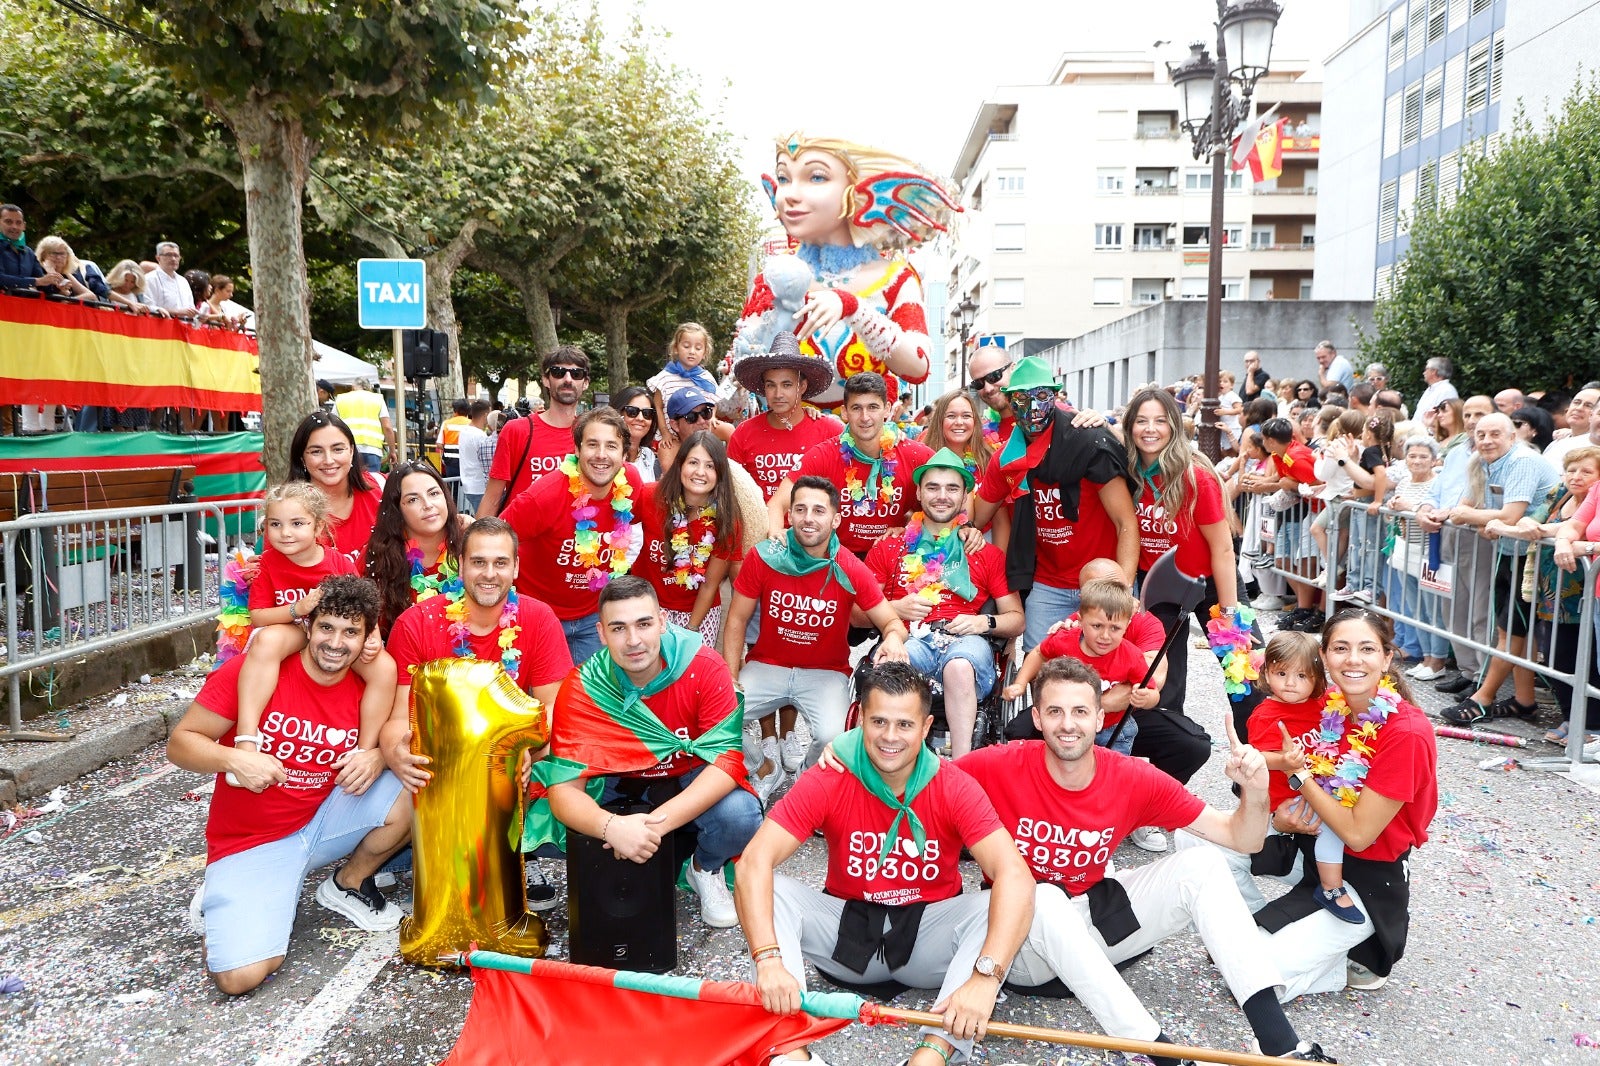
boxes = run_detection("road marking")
[253,928,399,1066]
[107,762,183,798]
[0,854,205,930]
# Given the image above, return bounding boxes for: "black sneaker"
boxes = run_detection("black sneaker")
[316,872,402,931]
[1435,672,1474,694]
[525,860,559,912]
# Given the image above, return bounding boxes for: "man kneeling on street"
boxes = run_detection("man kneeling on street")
[735,662,1033,1066]
[957,657,1335,1063]
[169,575,409,995]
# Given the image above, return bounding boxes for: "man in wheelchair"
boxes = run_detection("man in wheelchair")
[861,448,1024,758]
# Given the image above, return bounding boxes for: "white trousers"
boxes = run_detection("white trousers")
[1006,846,1283,1041]
[1174,828,1378,1001]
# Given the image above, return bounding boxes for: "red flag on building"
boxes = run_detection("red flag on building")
[1245,118,1287,182]
[443,955,856,1066]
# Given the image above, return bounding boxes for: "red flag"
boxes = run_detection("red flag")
[1247,118,1286,182]
[443,959,852,1066]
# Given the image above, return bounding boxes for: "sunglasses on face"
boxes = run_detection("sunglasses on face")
[679,406,715,424]
[547,366,588,381]
[621,405,654,420]
[973,367,1010,388]
[1298,386,1314,393]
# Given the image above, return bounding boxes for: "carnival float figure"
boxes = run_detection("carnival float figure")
[730,133,960,409]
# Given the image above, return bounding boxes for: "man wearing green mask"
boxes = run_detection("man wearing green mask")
[863,448,1024,759]
[735,662,1034,1066]
[724,476,910,803]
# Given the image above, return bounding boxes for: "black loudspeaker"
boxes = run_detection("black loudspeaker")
[402,329,448,379]
[566,805,678,973]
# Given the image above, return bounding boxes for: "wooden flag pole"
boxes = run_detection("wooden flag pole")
[872,1006,1319,1066]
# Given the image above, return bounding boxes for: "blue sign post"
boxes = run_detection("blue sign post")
[356,258,428,461]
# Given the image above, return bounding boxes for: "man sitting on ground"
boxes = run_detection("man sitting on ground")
[168,576,409,995]
[736,662,1034,1066]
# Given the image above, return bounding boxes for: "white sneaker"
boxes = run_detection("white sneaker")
[780,731,807,773]
[1250,594,1287,611]
[316,872,403,932]
[762,734,780,768]
[187,883,205,935]
[685,860,738,928]
[1128,826,1167,853]
[752,761,786,807]
[1406,664,1442,681]
[1346,959,1389,990]
[770,1052,829,1066]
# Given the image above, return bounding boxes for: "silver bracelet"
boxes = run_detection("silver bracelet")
[600,813,616,844]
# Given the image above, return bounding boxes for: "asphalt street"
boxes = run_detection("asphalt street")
[1,639,1598,1066]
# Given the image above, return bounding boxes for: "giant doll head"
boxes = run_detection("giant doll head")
[764,133,960,252]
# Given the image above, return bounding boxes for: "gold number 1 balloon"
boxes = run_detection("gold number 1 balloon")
[400,657,551,966]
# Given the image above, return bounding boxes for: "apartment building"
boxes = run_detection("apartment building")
[942,51,1322,388]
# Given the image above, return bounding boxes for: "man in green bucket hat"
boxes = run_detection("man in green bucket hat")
[862,448,1025,758]
[970,356,1138,651]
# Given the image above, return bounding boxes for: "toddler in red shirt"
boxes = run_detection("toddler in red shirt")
[1248,630,1364,924]
[1004,579,1164,755]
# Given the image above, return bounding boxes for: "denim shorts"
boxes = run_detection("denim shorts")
[904,631,997,698]
[202,772,403,972]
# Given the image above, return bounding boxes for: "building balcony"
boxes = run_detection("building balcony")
[1133,186,1179,196]
[1242,245,1316,271]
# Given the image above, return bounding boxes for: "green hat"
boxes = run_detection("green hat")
[1004,356,1060,394]
[913,447,975,490]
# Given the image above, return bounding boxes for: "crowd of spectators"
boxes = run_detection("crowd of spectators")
[1,202,253,436]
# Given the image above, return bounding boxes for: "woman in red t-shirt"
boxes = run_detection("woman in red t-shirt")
[1121,387,1257,731]
[1248,608,1439,998]
[288,410,385,565]
[364,462,468,637]
[638,431,743,645]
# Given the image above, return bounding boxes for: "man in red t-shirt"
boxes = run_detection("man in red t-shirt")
[477,346,591,517]
[734,663,1035,1066]
[535,577,760,930]
[723,476,911,802]
[967,345,1016,446]
[1251,417,1324,626]
[864,448,1023,758]
[500,407,645,663]
[167,577,409,996]
[781,371,934,557]
[958,657,1336,1063]
[727,360,842,507]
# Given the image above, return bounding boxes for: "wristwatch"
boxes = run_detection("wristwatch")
[1337,459,1347,467]
[974,955,1006,983]
[1287,770,1309,791]
[986,614,997,632]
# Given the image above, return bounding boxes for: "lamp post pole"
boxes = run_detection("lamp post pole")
[955,297,978,389]
[1200,24,1230,463]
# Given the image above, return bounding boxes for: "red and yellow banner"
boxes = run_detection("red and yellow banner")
[0,296,260,412]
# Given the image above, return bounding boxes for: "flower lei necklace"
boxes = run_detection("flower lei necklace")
[981,412,1003,448]
[900,512,961,604]
[668,503,718,589]
[443,586,521,681]
[405,539,461,603]
[840,427,899,510]
[1308,679,1400,807]
[561,455,635,590]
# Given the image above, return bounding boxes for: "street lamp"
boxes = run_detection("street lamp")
[1169,0,1281,460]
[955,296,978,387]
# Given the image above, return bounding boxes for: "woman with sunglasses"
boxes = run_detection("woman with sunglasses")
[635,430,743,645]
[364,462,469,637]
[1294,380,1322,410]
[287,411,385,565]
[613,385,662,483]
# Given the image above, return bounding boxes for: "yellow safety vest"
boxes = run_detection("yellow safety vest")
[336,390,386,452]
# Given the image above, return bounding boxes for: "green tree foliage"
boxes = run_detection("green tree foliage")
[1363,81,1600,396]
[107,0,526,478]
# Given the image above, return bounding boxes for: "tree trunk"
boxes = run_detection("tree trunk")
[603,303,630,398]
[464,248,559,359]
[227,101,315,482]
[425,220,484,403]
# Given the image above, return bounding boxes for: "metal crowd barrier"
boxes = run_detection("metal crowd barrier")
[1,497,264,734]
[1254,494,1598,769]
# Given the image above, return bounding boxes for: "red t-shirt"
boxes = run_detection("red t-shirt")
[1271,442,1320,513]
[769,761,1002,905]
[957,741,1204,895]
[552,647,738,779]
[733,546,884,673]
[500,464,647,620]
[1036,627,1149,727]
[386,593,573,694]
[977,454,1122,589]
[634,484,743,614]
[1136,468,1226,576]
[863,535,1011,625]
[796,437,935,555]
[328,484,384,565]
[196,653,365,863]
[1337,700,1437,863]
[247,546,357,612]
[1124,610,1164,652]
[727,414,844,503]
[488,414,579,505]
[1248,695,1328,808]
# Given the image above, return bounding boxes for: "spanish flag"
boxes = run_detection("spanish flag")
[1243,118,1287,183]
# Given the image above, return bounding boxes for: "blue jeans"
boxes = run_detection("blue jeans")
[562,612,602,664]
[360,451,382,473]
[1401,572,1450,658]
[904,631,997,697]
[1095,715,1138,755]
[599,765,762,870]
[1346,509,1379,594]
[1384,565,1421,659]
[1024,583,1082,651]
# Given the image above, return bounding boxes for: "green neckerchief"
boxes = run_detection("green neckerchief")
[904,514,976,601]
[755,528,855,595]
[831,726,939,864]
[1135,458,1162,499]
[840,422,902,499]
[0,231,24,252]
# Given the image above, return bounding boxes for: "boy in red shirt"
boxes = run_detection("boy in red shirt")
[1003,579,1165,755]
[1249,417,1324,629]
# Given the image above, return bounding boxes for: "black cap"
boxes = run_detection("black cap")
[316,379,335,395]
